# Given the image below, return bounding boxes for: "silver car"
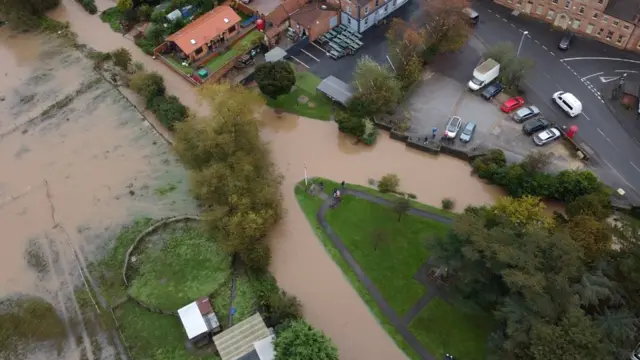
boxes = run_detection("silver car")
[444,116,462,138]
[533,127,561,146]
[512,106,540,123]
[459,122,476,143]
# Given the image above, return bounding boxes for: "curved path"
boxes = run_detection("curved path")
[316,188,454,360]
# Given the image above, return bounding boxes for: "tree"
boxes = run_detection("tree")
[387,19,425,90]
[274,320,339,360]
[484,42,534,92]
[0,0,60,27]
[421,0,471,56]
[129,71,166,105]
[393,197,411,221]
[378,173,399,193]
[566,193,612,221]
[253,273,302,327]
[554,170,605,203]
[116,0,132,11]
[372,228,390,251]
[111,47,132,70]
[521,151,551,173]
[173,83,282,270]
[149,95,188,129]
[491,195,554,231]
[254,61,296,99]
[349,56,402,117]
[568,215,612,261]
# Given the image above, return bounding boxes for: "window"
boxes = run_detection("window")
[350,18,353,25]
[602,16,609,23]
[564,0,570,9]
[596,28,603,36]
[579,6,584,14]
[364,5,369,14]
[552,0,558,4]
[547,10,555,19]
[637,42,640,49]
[586,23,594,33]
[375,0,379,7]
[384,4,388,11]
[364,17,369,25]
[592,12,599,19]
[613,20,619,27]
[623,24,631,31]
[572,19,581,29]
[598,0,604,3]
[346,5,351,13]
[536,5,543,14]
[194,47,204,55]
[617,35,624,44]
[606,30,614,40]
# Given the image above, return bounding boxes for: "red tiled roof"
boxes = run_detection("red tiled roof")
[290,4,336,27]
[281,0,307,14]
[196,297,213,315]
[266,5,289,26]
[166,6,241,55]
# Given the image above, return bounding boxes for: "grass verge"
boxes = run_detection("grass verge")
[264,70,333,121]
[205,31,262,74]
[294,183,421,360]
[325,195,449,315]
[408,298,490,360]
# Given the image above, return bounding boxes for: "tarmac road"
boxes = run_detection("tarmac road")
[469,0,640,202]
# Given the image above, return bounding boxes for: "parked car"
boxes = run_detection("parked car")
[512,105,541,123]
[445,116,462,138]
[533,127,561,146]
[500,96,525,113]
[553,91,582,117]
[481,83,504,100]
[459,122,476,143]
[558,32,574,51]
[522,117,550,135]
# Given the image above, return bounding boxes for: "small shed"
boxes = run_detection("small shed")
[166,9,183,22]
[316,75,354,106]
[213,313,274,360]
[264,47,287,62]
[177,297,221,347]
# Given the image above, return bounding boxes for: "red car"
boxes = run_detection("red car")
[500,96,525,113]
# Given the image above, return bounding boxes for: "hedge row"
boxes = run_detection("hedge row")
[128,71,188,130]
[472,149,607,203]
[76,0,97,14]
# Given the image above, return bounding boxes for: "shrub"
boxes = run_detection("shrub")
[378,173,400,193]
[251,273,301,328]
[129,71,166,104]
[111,47,132,70]
[137,4,153,20]
[149,95,188,130]
[77,0,97,14]
[335,111,365,137]
[407,193,417,199]
[360,118,378,145]
[442,198,455,210]
[472,149,507,179]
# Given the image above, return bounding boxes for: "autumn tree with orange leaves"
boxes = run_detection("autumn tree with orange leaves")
[421,0,471,56]
[386,18,426,91]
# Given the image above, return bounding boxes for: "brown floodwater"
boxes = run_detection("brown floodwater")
[2,8,507,358]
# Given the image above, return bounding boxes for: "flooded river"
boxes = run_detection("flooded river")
[1,5,504,359]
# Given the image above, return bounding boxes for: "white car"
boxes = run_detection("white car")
[533,127,561,146]
[552,91,582,117]
[444,116,462,138]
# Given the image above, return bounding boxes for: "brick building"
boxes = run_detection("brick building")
[493,0,640,53]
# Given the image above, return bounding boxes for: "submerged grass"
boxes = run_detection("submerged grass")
[264,70,333,121]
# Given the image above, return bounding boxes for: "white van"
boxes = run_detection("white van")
[552,91,582,117]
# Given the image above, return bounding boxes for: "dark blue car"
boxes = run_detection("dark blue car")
[481,82,504,100]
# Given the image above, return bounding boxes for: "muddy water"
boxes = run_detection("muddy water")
[259,109,503,360]
[0,30,195,360]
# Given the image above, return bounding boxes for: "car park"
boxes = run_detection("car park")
[481,83,504,100]
[552,91,582,117]
[522,117,550,135]
[445,116,462,138]
[459,122,476,143]
[533,127,561,146]
[512,105,541,123]
[500,96,525,113]
[558,32,574,51]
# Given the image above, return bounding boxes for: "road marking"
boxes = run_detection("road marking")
[502,18,507,22]
[511,23,516,28]
[635,138,640,146]
[496,14,501,18]
[581,72,604,81]
[597,128,621,152]
[631,161,640,173]
[541,45,548,50]
[290,56,309,68]
[550,52,556,56]
[615,69,640,73]
[488,9,492,12]
[561,57,640,64]
[600,76,620,83]
[603,158,637,192]
[310,41,328,55]
[582,112,592,121]
[301,49,320,62]
[534,40,540,44]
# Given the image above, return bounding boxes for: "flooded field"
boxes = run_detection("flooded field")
[0,29,195,360]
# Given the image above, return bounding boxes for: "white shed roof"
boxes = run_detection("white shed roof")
[177,301,208,339]
[254,335,275,360]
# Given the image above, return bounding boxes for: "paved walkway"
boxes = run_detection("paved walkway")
[315,188,454,360]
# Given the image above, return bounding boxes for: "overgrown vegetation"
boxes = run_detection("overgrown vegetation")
[0,0,60,29]
[173,83,283,272]
[75,0,97,14]
[128,71,188,129]
[274,320,339,360]
[484,42,535,93]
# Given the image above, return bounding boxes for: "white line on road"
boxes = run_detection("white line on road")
[534,40,539,44]
[301,49,320,62]
[615,70,640,73]
[310,41,328,55]
[290,56,309,68]
[541,45,548,50]
[581,72,604,81]
[550,52,556,56]
[631,161,640,173]
[502,18,507,22]
[496,14,501,18]
[582,112,592,121]
[597,128,621,152]
[636,138,640,146]
[488,9,492,12]
[561,57,640,64]
[603,158,637,192]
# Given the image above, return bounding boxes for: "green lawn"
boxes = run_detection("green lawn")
[99,7,123,33]
[265,70,333,120]
[324,195,449,315]
[409,298,491,360]
[127,223,232,310]
[205,30,262,74]
[165,56,194,75]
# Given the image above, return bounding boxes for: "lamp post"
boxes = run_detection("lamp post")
[517,31,529,57]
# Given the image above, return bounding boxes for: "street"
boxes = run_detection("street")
[465,0,640,202]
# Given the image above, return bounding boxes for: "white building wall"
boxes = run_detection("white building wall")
[357,0,409,33]
[341,12,359,32]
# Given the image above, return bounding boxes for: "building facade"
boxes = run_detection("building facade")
[327,0,410,33]
[493,0,640,53]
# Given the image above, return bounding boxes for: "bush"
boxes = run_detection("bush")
[360,118,378,145]
[442,198,455,210]
[335,111,378,145]
[111,47,132,70]
[472,149,506,179]
[378,173,400,193]
[252,273,301,328]
[149,95,188,130]
[129,71,166,104]
[137,4,153,20]
[77,0,97,14]
[407,193,417,199]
